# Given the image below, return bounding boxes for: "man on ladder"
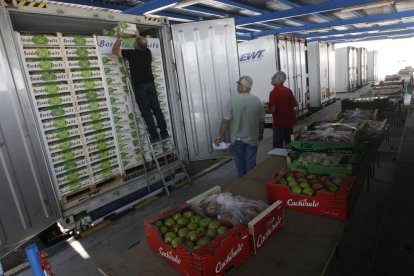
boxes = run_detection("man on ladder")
[112,28,169,143]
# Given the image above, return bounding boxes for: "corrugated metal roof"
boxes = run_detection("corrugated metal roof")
[41,0,414,42]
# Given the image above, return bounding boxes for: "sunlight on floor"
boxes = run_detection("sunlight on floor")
[69,240,91,260]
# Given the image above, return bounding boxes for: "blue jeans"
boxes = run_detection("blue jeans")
[233,140,258,177]
[133,82,168,140]
[273,126,293,148]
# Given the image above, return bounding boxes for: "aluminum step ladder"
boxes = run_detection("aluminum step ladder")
[126,82,191,197]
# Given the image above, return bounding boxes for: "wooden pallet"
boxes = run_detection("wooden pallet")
[60,173,124,210]
[124,163,146,181]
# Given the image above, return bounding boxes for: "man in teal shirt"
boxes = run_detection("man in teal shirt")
[215,76,265,177]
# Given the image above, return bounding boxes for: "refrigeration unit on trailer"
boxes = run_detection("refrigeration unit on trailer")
[367,50,378,82]
[0,2,240,258]
[307,41,336,108]
[357,47,368,87]
[335,47,358,93]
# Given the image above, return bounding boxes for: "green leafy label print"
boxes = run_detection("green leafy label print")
[99,151,108,159]
[112,107,119,113]
[51,107,65,117]
[81,70,93,78]
[102,57,110,64]
[36,48,51,58]
[45,85,59,94]
[86,91,98,100]
[78,59,91,69]
[95,133,106,140]
[69,181,82,192]
[90,113,102,121]
[119,22,129,29]
[108,88,115,94]
[62,151,74,161]
[32,35,48,45]
[64,161,76,170]
[67,172,80,182]
[101,161,111,169]
[75,48,89,57]
[59,142,72,151]
[53,119,67,128]
[97,142,108,150]
[133,139,139,147]
[131,131,138,138]
[104,67,111,74]
[42,72,57,81]
[102,169,112,178]
[106,78,113,84]
[110,97,116,104]
[56,130,70,140]
[48,97,62,106]
[92,123,104,131]
[88,102,100,110]
[84,81,95,89]
[123,160,129,167]
[73,36,86,45]
[39,60,54,70]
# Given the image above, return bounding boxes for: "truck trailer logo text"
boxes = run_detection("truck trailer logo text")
[239,50,265,63]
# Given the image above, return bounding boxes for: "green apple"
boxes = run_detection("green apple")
[171,237,183,248]
[191,215,202,224]
[187,231,197,242]
[183,210,194,218]
[178,228,189,238]
[302,188,313,196]
[206,229,217,239]
[197,237,210,247]
[159,226,168,234]
[278,178,287,185]
[164,218,175,228]
[199,218,211,228]
[217,226,229,235]
[291,186,302,194]
[208,220,221,230]
[187,222,198,231]
[153,220,163,228]
[176,217,189,226]
[172,213,182,221]
[332,177,342,186]
[195,228,205,235]
[163,232,176,244]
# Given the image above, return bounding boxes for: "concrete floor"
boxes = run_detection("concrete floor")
[13,85,412,276]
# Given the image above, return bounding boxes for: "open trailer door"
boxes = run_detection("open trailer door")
[171,18,240,161]
[0,7,61,258]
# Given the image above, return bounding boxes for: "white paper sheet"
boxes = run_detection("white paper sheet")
[212,142,231,150]
[267,148,292,156]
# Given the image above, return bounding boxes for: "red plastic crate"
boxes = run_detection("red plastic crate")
[144,204,250,276]
[266,168,356,221]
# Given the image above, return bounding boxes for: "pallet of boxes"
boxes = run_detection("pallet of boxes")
[144,187,285,275]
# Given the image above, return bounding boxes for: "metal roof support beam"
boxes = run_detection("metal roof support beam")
[124,0,177,15]
[277,0,333,21]
[252,9,414,38]
[56,0,128,11]
[302,22,414,39]
[156,11,199,21]
[314,29,414,42]
[236,0,391,26]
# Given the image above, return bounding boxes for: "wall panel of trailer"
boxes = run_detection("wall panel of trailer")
[367,50,379,82]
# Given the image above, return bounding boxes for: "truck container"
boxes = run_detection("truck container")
[336,47,358,93]
[0,2,239,258]
[307,41,336,107]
